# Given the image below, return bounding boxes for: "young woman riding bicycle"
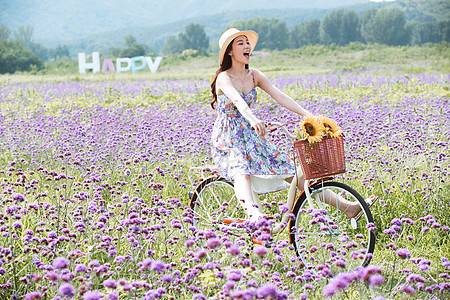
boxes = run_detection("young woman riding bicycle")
[209,28,368,222]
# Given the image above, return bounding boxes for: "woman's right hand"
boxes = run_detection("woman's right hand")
[252,120,267,137]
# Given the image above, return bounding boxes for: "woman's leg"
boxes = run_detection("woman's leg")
[234,174,264,221]
[285,176,361,218]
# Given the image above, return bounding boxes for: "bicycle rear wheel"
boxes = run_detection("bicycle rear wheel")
[289,181,375,269]
[189,177,248,257]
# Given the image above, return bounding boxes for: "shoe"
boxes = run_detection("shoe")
[351,195,378,222]
[253,237,274,247]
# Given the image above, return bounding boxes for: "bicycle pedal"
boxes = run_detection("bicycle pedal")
[222,218,245,224]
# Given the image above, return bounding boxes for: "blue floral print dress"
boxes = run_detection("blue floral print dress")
[211,71,295,194]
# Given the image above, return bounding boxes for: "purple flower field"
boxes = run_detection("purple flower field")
[0,72,449,299]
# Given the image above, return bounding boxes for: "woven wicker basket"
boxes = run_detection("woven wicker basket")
[293,136,346,180]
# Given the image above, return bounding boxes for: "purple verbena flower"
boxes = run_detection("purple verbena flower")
[226,244,240,256]
[107,292,119,300]
[396,249,411,259]
[226,269,242,282]
[83,290,104,300]
[150,260,166,273]
[368,274,385,286]
[88,260,100,268]
[103,279,117,289]
[58,283,75,298]
[24,291,42,300]
[206,238,222,249]
[254,245,268,258]
[75,264,87,273]
[256,283,278,299]
[400,285,415,295]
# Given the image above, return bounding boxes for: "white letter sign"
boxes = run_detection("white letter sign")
[116,58,131,73]
[78,52,163,74]
[145,56,162,74]
[78,52,100,74]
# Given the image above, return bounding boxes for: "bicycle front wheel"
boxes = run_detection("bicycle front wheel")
[289,181,375,269]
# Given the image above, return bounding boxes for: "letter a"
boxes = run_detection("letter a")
[145,56,162,73]
[78,52,100,74]
[102,59,115,73]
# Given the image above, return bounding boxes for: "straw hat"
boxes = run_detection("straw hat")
[218,28,258,65]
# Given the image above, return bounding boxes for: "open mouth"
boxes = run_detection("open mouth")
[244,53,250,59]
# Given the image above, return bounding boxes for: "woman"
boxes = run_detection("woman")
[210,28,372,222]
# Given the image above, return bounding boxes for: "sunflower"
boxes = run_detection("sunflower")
[319,115,343,138]
[300,115,325,143]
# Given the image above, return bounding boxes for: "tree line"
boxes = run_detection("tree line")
[1,7,448,74]
[0,24,70,74]
[163,8,449,54]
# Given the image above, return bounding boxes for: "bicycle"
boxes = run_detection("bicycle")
[188,121,376,270]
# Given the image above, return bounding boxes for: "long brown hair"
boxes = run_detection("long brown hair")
[210,40,249,109]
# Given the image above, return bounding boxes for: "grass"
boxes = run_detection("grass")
[3,43,448,84]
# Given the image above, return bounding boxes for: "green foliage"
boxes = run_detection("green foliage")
[161,23,209,55]
[120,44,147,57]
[108,34,149,57]
[124,34,137,48]
[409,22,442,45]
[438,20,450,42]
[290,19,321,48]
[161,36,181,55]
[361,8,410,46]
[395,0,450,22]
[229,17,290,50]
[320,9,362,46]
[15,42,449,77]
[178,23,209,52]
[42,58,78,75]
[13,25,34,48]
[0,41,43,74]
[0,24,11,41]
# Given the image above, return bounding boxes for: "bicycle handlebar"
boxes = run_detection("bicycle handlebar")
[267,121,298,140]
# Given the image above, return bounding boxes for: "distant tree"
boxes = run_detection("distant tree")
[109,46,122,57]
[361,9,377,43]
[178,23,209,52]
[14,25,34,48]
[162,35,181,54]
[52,45,70,59]
[361,8,410,46]
[290,19,321,48]
[109,34,149,57]
[320,9,361,46]
[0,25,11,41]
[229,17,289,50]
[438,20,450,42]
[29,42,49,61]
[124,34,137,48]
[120,43,147,57]
[0,41,43,74]
[409,22,442,45]
[264,18,289,50]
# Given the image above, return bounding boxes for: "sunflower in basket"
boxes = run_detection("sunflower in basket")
[319,115,343,138]
[295,115,325,143]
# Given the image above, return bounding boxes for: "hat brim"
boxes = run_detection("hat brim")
[219,30,258,65]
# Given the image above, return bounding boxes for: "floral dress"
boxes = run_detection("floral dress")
[211,71,295,194]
